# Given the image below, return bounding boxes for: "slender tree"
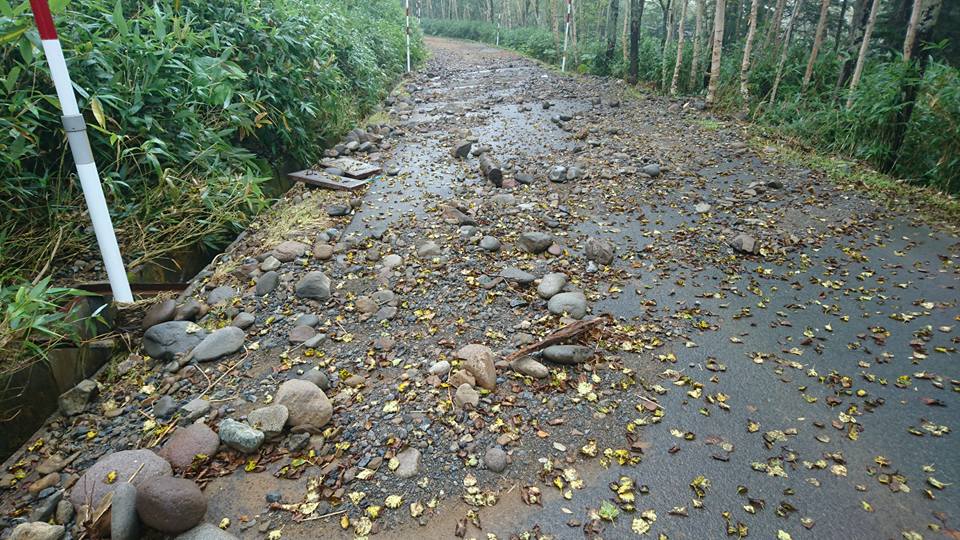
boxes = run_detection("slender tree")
[885,0,943,170]
[902,0,923,61]
[605,0,621,70]
[628,0,645,83]
[671,0,690,95]
[832,0,849,54]
[770,0,803,103]
[661,0,676,88]
[739,0,760,102]
[763,0,787,48]
[706,0,726,106]
[802,0,831,90]
[846,0,881,107]
[688,0,706,90]
[835,0,870,94]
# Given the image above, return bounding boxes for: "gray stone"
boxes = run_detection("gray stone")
[547,292,588,319]
[206,286,236,306]
[456,344,497,390]
[255,271,280,296]
[259,256,281,272]
[135,477,206,534]
[381,254,403,268]
[429,360,451,376]
[515,172,535,184]
[479,236,501,251]
[313,244,334,260]
[144,321,206,361]
[142,300,176,330]
[174,524,240,540]
[158,423,220,469]
[566,166,583,181]
[499,267,535,285]
[537,272,567,299]
[111,483,139,540]
[153,395,177,419]
[275,379,333,430]
[248,405,288,438]
[454,383,480,409]
[327,204,351,217]
[54,500,73,525]
[511,356,550,378]
[394,448,421,479]
[191,327,245,362]
[231,312,255,329]
[174,298,203,321]
[9,522,64,540]
[218,419,264,453]
[58,379,98,416]
[542,345,594,364]
[731,233,757,254]
[299,369,330,391]
[642,163,661,177]
[295,271,332,301]
[271,241,308,262]
[181,398,211,422]
[547,165,567,182]
[484,447,508,473]
[28,489,61,523]
[303,334,327,349]
[518,232,552,254]
[451,140,473,159]
[294,313,320,328]
[585,237,614,265]
[69,449,172,507]
[416,241,442,258]
[288,325,317,344]
[355,296,378,314]
[694,202,711,214]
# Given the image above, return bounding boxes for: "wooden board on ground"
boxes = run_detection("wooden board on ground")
[318,157,382,179]
[289,169,369,191]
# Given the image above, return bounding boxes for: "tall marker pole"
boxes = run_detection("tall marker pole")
[496,11,502,46]
[405,0,411,73]
[561,0,572,72]
[28,0,133,303]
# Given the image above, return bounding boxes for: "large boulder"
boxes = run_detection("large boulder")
[455,344,497,390]
[274,380,332,430]
[68,450,172,507]
[135,477,206,534]
[143,321,206,360]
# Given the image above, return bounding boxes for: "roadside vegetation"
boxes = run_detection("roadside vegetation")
[422,0,959,199]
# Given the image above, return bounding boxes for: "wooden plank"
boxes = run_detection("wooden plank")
[289,169,369,191]
[318,157,382,179]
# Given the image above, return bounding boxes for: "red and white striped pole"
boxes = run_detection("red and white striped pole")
[561,0,572,72]
[405,0,411,73]
[29,0,133,303]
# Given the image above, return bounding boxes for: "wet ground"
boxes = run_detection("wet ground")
[3,37,958,540]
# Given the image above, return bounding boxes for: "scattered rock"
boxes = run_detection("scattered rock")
[275,379,333,430]
[58,379,98,416]
[143,321,206,361]
[158,423,220,469]
[69,449,172,507]
[174,523,240,540]
[9,522,64,540]
[326,203,352,217]
[174,298,204,321]
[585,237,614,265]
[248,405,289,438]
[288,325,317,344]
[642,163,661,177]
[142,300,176,330]
[394,447,421,479]
[295,271,332,301]
[511,356,550,378]
[271,241,308,262]
[206,286,236,306]
[416,241,442,258]
[731,233,757,254]
[429,360,451,376]
[448,369,476,388]
[456,344,497,390]
[181,398,211,422]
[259,256,281,272]
[694,202,711,213]
[455,384,480,409]
[547,165,567,182]
[542,345,594,364]
[135,477,206,534]
[517,231,552,254]
[27,473,59,494]
[191,327,245,362]
[547,292,588,319]
[451,140,473,159]
[484,447,508,473]
[313,244,334,260]
[479,236,501,251]
[54,500,73,526]
[231,312,255,329]
[499,267,535,285]
[299,369,331,391]
[537,272,567,299]
[255,271,280,296]
[153,395,177,419]
[218,419,264,453]
[111,483,139,540]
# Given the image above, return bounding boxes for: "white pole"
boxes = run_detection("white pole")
[561,0,572,72]
[405,0,412,73]
[30,0,133,303]
[497,11,502,46]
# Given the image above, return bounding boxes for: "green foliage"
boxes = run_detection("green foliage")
[0,278,94,373]
[0,0,424,283]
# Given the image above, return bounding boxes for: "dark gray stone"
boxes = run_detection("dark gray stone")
[143,321,206,361]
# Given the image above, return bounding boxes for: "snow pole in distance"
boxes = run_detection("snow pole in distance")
[405,0,411,73]
[561,0,572,72]
[28,0,133,303]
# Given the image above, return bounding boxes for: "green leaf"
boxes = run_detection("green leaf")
[112,0,127,35]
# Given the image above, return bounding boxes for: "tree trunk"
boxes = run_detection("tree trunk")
[802,0,831,90]
[845,0,881,107]
[671,0,690,95]
[835,0,870,94]
[832,0,849,54]
[623,0,632,61]
[661,0,676,88]
[763,0,787,48]
[689,0,705,90]
[706,0,726,106]
[902,0,923,61]
[884,0,942,171]
[629,0,645,83]
[739,0,760,102]
[769,0,803,103]
[605,0,621,69]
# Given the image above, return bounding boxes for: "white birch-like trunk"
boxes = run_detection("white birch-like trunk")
[706,0,725,106]
[689,0,705,90]
[670,0,689,95]
[846,0,880,107]
[902,0,923,62]
[801,0,831,90]
[739,0,760,102]
[769,0,802,103]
